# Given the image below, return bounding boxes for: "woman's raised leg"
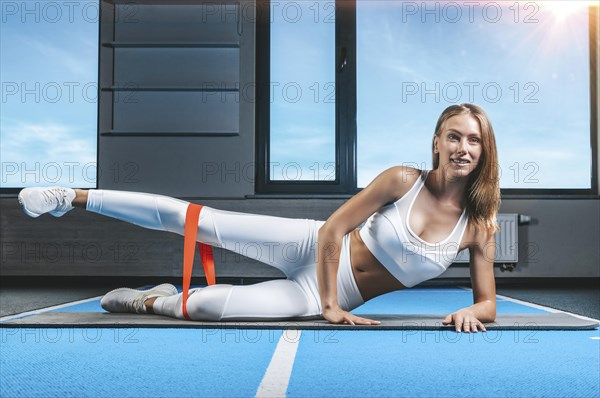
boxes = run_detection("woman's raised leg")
[20,187,324,277]
[83,189,322,276]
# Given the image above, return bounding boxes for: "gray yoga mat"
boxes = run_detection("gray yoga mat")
[1,312,598,330]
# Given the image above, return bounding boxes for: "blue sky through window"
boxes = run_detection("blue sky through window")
[357,0,591,188]
[1,1,99,188]
[269,0,592,188]
[0,1,593,190]
[270,0,336,181]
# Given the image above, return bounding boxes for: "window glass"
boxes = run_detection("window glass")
[1,1,99,188]
[270,0,336,181]
[357,1,591,189]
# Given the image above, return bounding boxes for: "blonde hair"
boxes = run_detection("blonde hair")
[432,103,501,234]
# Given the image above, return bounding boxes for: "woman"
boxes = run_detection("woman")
[18,103,500,333]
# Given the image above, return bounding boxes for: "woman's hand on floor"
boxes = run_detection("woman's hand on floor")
[442,309,487,333]
[322,306,381,326]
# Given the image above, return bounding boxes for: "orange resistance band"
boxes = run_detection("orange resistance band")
[182,204,216,320]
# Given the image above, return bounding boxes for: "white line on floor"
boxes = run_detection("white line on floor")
[0,296,103,322]
[458,286,600,323]
[255,330,302,398]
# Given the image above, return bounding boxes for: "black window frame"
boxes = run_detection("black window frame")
[255,0,357,195]
[255,0,599,198]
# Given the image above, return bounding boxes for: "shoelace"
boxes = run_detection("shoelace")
[131,294,147,314]
[41,187,68,211]
[131,289,171,314]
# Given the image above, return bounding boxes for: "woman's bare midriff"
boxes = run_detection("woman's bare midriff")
[348,229,406,302]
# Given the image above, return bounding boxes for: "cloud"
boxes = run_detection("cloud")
[271,125,334,160]
[14,34,96,79]
[2,121,94,161]
[1,121,96,187]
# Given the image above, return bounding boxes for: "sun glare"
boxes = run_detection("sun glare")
[540,1,593,22]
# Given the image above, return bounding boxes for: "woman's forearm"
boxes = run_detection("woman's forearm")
[317,227,344,310]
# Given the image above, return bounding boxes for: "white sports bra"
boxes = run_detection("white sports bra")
[358,169,469,288]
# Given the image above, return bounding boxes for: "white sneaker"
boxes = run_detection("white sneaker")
[18,187,76,218]
[101,283,178,314]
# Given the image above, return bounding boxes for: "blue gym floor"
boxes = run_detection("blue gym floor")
[1,286,599,398]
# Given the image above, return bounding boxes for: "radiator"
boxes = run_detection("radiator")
[454,213,520,268]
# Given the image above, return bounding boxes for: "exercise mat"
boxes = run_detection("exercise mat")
[2,312,598,330]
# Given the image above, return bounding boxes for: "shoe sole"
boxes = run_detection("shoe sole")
[49,209,68,217]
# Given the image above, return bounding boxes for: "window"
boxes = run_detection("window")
[1,1,99,191]
[258,0,598,195]
[269,0,336,182]
[357,0,593,191]
[257,0,356,194]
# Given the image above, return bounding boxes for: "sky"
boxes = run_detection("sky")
[1,0,99,188]
[271,0,592,188]
[0,1,592,189]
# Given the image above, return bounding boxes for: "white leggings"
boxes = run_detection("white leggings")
[86,190,365,321]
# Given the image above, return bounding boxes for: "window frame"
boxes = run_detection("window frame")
[255,0,357,195]
[255,0,599,197]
